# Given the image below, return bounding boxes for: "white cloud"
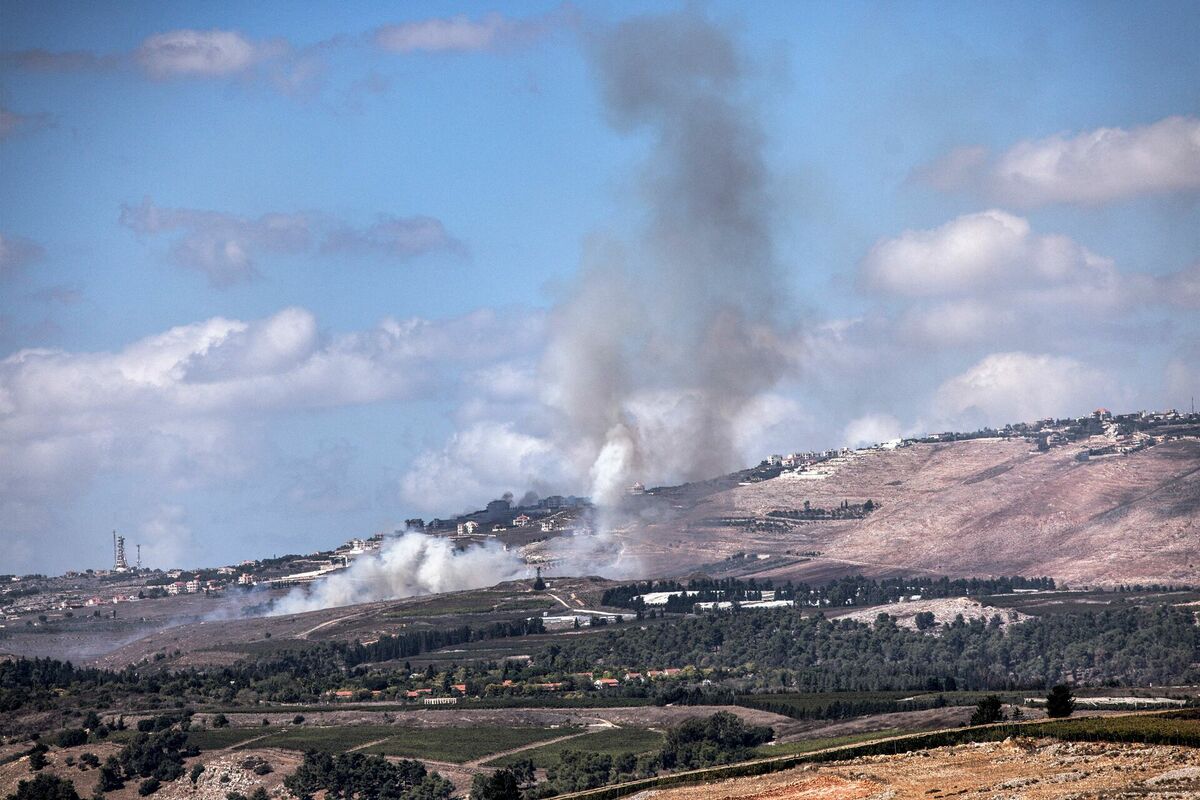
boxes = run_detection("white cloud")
[860,209,1117,298]
[136,29,266,78]
[0,305,536,508]
[120,199,460,287]
[373,12,560,54]
[934,352,1122,428]
[398,421,572,515]
[843,413,903,448]
[917,115,1200,206]
[896,300,1012,347]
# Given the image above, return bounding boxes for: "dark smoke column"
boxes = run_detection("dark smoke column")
[543,10,791,509]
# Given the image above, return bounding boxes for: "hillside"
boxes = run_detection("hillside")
[599,436,1200,587]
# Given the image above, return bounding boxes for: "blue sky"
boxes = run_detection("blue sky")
[2,1,1198,573]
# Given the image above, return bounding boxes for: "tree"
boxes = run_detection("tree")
[7,773,81,800]
[27,744,48,772]
[470,769,521,800]
[969,695,1003,725]
[1045,684,1075,718]
[914,611,936,631]
[211,714,229,729]
[136,778,159,797]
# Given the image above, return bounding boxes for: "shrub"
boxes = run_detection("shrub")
[970,695,1004,726]
[1046,684,1075,718]
[55,729,88,748]
[8,773,81,800]
[137,777,160,796]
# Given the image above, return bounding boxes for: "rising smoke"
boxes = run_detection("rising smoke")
[265,11,792,614]
[544,10,791,509]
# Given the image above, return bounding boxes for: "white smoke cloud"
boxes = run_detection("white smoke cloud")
[271,533,526,615]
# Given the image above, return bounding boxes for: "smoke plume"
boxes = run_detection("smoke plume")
[269,533,526,615]
[543,10,791,508]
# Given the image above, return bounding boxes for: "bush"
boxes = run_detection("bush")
[970,695,1004,726]
[55,728,88,748]
[471,769,521,800]
[137,777,160,796]
[1046,684,1075,718]
[27,744,48,772]
[7,773,81,800]
[189,764,204,784]
[292,715,305,725]
[212,714,229,728]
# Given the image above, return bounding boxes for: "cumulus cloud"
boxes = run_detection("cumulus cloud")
[373,10,564,53]
[5,29,319,95]
[895,300,1014,347]
[934,352,1122,428]
[398,421,572,516]
[860,209,1118,298]
[120,199,460,286]
[0,305,531,493]
[917,115,1200,206]
[136,29,270,78]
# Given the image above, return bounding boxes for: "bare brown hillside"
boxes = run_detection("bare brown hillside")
[616,437,1200,586]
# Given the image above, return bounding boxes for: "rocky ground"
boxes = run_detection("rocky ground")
[831,596,1030,630]
[632,738,1200,800]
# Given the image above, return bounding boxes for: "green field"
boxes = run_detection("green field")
[231,724,572,763]
[735,690,1014,721]
[234,725,398,753]
[185,728,274,751]
[752,729,904,757]
[485,727,665,768]
[1028,709,1200,746]
[361,725,574,763]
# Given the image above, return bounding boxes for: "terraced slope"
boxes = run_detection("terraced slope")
[621,437,1200,586]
